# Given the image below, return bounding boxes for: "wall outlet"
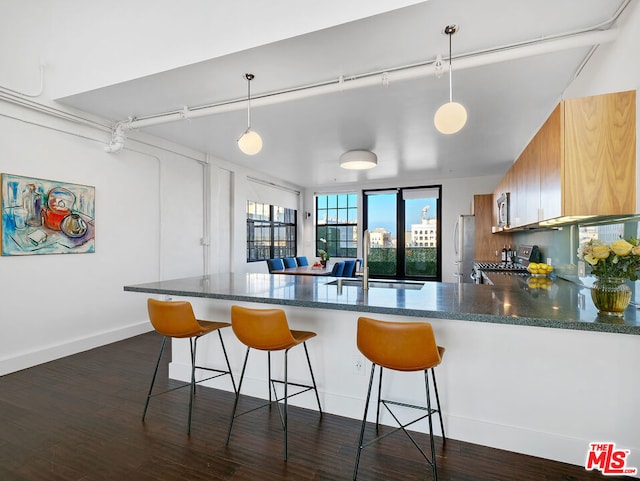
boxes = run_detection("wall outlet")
[354,357,365,375]
[546,257,552,266]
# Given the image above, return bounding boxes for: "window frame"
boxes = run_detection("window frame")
[315,193,358,259]
[363,185,442,281]
[246,201,297,262]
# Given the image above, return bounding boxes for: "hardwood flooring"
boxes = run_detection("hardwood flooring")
[0,332,633,480]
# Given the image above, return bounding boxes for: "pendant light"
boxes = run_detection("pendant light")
[434,25,467,135]
[237,73,263,155]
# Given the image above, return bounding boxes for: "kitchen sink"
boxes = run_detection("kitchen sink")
[326,279,425,290]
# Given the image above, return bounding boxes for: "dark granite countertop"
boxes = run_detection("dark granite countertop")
[124,273,640,335]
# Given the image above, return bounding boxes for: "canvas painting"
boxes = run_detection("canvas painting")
[1,173,95,255]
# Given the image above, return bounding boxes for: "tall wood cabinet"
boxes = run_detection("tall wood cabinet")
[473,194,512,260]
[493,90,636,228]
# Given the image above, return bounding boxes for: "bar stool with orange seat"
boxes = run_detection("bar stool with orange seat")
[225,305,322,461]
[353,316,445,480]
[143,298,237,434]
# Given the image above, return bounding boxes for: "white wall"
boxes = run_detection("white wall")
[0,3,212,374]
[0,98,208,374]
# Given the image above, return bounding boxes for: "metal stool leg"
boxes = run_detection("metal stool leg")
[353,362,377,480]
[302,342,323,415]
[283,349,289,461]
[268,351,273,404]
[226,346,250,445]
[425,369,438,481]
[375,366,383,431]
[218,329,237,394]
[187,337,199,435]
[431,368,445,440]
[142,336,167,422]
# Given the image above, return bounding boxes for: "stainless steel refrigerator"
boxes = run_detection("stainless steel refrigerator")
[454,214,475,283]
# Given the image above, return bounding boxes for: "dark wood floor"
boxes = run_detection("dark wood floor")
[0,332,632,481]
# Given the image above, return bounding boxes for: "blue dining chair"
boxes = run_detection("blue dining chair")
[342,259,357,277]
[283,257,298,268]
[267,259,285,272]
[330,261,344,277]
[296,256,309,266]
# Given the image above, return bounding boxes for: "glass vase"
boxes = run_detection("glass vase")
[591,277,632,317]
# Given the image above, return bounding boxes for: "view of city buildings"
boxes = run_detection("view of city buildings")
[369,205,437,248]
[369,227,392,247]
[408,205,437,247]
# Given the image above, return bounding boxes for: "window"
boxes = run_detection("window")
[316,193,358,258]
[364,186,442,281]
[246,201,296,262]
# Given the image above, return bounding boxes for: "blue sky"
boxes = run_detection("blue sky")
[367,194,437,236]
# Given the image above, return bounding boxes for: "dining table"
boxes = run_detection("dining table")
[271,265,333,276]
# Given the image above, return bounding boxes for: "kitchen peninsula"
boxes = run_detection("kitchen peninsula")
[125,273,639,473]
[124,273,639,335]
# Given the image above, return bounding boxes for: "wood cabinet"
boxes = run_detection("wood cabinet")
[493,90,636,229]
[538,104,562,220]
[473,194,512,260]
[562,91,636,216]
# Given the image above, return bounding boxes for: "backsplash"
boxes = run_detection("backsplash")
[512,227,573,267]
[513,220,640,304]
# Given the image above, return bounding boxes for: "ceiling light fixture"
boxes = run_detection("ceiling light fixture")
[339,150,377,170]
[434,25,467,135]
[237,73,262,155]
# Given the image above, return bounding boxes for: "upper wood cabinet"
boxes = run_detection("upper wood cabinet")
[562,90,636,216]
[538,104,562,220]
[493,90,636,229]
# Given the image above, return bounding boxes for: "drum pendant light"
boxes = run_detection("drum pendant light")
[434,25,467,135]
[339,150,377,170]
[237,73,263,155]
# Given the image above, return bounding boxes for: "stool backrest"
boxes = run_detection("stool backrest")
[231,305,296,351]
[357,317,441,371]
[296,256,309,266]
[147,298,202,338]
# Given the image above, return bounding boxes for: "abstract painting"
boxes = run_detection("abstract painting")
[1,173,95,255]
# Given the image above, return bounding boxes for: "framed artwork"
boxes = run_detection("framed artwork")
[1,173,95,256]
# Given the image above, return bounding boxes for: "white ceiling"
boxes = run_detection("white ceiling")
[56,0,630,189]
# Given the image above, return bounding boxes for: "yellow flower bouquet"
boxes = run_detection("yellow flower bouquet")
[577,237,640,281]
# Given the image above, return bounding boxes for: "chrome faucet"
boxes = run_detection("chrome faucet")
[363,229,370,290]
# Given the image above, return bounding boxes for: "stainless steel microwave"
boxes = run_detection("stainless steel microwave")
[497,192,510,227]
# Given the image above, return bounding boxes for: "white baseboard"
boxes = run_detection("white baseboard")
[0,321,152,376]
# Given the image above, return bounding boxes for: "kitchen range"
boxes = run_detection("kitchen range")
[473,244,541,285]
